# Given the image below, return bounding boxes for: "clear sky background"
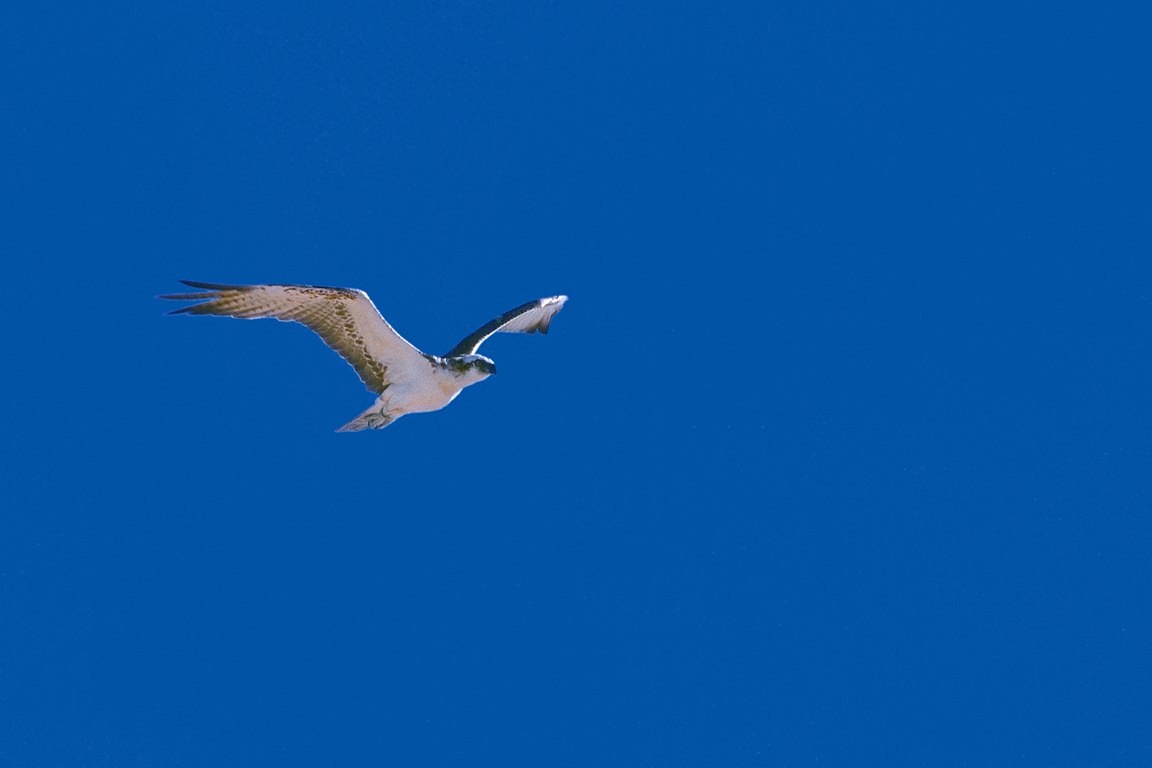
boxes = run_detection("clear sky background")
[2,2,1150,766]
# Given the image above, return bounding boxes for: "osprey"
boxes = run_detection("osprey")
[161,281,568,432]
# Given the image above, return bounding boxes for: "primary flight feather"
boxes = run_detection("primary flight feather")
[161,281,568,432]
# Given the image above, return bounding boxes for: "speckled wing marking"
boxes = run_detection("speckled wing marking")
[161,281,428,394]
[445,295,568,357]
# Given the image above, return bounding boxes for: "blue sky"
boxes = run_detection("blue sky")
[2,1,1150,765]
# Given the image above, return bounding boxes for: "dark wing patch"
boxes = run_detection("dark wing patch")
[445,295,568,357]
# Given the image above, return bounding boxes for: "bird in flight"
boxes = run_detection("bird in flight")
[161,281,568,432]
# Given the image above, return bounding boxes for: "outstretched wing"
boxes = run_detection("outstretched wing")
[161,281,429,394]
[445,295,568,357]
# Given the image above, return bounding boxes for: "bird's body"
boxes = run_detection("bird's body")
[161,281,567,431]
[337,353,493,432]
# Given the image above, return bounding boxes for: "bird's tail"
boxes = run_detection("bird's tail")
[336,403,396,433]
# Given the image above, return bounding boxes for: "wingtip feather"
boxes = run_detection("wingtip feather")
[159,293,214,301]
[161,280,246,314]
[179,279,246,291]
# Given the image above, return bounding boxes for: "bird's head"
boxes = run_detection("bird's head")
[446,354,497,378]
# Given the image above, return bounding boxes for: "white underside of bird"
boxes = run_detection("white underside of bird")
[336,355,491,432]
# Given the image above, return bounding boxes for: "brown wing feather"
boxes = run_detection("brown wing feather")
[161,281,427,394]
